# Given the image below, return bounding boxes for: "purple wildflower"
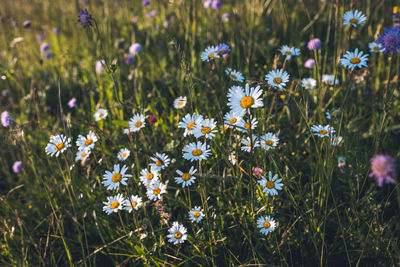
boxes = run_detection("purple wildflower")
[304,59,315,69]
[37,34,45,42]
[211,0,222,9]
[125,55,134,65]
[45,106,52,113]
[369,155,396,186]
[216,43,230,55]
[142,0,150,6]
[376,26,400,54]
[129,43,141,55]
[68,97,77,108]
[148,114,156,123]
[45,51,52,59]
[96,60,105,73]
[222,13,230,22]
[40,43,50,53]
[78,9,93,28]
[1,111,11,127]
[203,0,212,8]
[2,90,8,96]
[12,161,23,173]
[146,10,157,18]
[307,38,322,50]
[23,20,31,28]
[53,27,59,35]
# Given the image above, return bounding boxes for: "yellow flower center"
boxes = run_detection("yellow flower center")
[266,181,275,189]
[229,118,237,124]
[209,53,214,58]
[240,96,254,108]
[147,173,154,180]
[192,149,203,156]
[230,74,237,79]
[153,188,161,195]
[266,140,273,146]
[99,114,104,118]
[193,211,200,218]
[174,232,182,239]
[178,100,184,106]
[155,160,163,166]
[55,142,64,151]
[131,201,137,208]
[201,127,211,134]
[122,153,127,158]
[374,46,380,51]
[273,77,282,84]
[85,139,93,146]
[182,173,191,181]
[350,58,360,64]
[135,121,143,128]
[319,129,327,135]
[112,173,122,183]
[81,153,87,158]
[187,122,195,130]
[263,221,271,229]
[306,83,311,87]
[334,138,338,143]
[349,18,358,24]
[285,51,292,55]
[244,123,250,129]
[247,142,252,147]
[110,201,119,209]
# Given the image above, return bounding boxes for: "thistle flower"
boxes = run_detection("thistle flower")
[376,26,400,54]
[1,111,11,128]
[129,43,141,55]
[211,0,222,9]
[78,9,93,28]
[304,59,315,69]
[369,155,396,186]
[12,161,23,173]
[307,38,322,50]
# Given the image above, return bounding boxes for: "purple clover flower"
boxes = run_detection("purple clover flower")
[78,9,92,28]
[125,55,134,65]
[307,38,322,50]
[376,26,400,54]
[68,97,77,108]
[369,155,396,186]
[304,59,315,69]
[12,161,23,173]
[1,111,11,127]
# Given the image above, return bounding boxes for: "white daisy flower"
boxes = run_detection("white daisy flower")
[340,48,369,71]
[338,156,346,167]
[201,46,220,62]
[128,114,146,132]
[117,148,130,161]
[167,222,188,244]
[182,141,211,162]
[225,68,245,82]
[224,110,244,129]
[123,195,143,212]
[311,125,335,138]
[75,148,91,161]
[174,96,187,109]
[322,74,339,86]
[368,42,384,53]
[94,108,108,121]
[102,164,132,190]
[146,180,167,201]
[265,69,290,89]
[236,116,258,133]
[259,133,279,150]
[325,109,331,120]
[241,137,260,152]
[301,78,317,90]
[189,206,204,223]
[331,135,343,146]
[103,193,125,215]
[229,152,238,165]
[178,113,204,137]
[227,84,264,115]
[150,153,171,171]
[343,10,367,27]
[45,134,72,157]
[175,166,197,187]
[279,45,300,60]
[193,118,217,139]
[258,171,283,196]
[257,215,276,236]
[76,130,98,151]
[139,166,160,186]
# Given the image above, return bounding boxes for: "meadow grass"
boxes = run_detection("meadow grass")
[1,0,400,266]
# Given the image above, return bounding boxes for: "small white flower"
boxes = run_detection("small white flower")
[174,96,187,109]
[128,114,146,132]
[175,166,197,187]
[256,215,276,236]
[102,164,132,190]
[117,148,130,161]
[45,134,72,157]
[331,135,343,146]
[123,195,143,212]
[183,141,211,162]
[103,194,125,215]
[149,153,171,171]
[189,206,204,223]
[259,133,279,150]
[139,166,160,186]
[241,137,260,152]
[279,45,300,60]
[258,171,283,196]
[146,180,167,201]
[193,118,217,139]
[167,222,188,244]
[94,109,108,121]
[76,130,98,151]
[311,125,335,138]
[301,78,317,90]
[178,113,204,137]
[75,148,91,161]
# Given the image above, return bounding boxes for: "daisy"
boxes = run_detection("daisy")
[311,125,335,138]
[117,148,130,161]
[123,195,143,212]
[229,152,238,165]
[241,137,260,152]
[103,194,125,215]
[338,156,346,167]
[201,46,220,62]
[257,215,276,236]
[265,69,290,89]
[167,222,188,244]
[340,48,369,71]
[331,135,343,146]
[128,114,146,132]
[139,166,160,186]
[258,171,283,196]
[178,113,204,137]
[94,108,108,121]
[76,130,98,151]
[227,83,263,115]
[75,148,91,161]
[189,206,204,223]
[102,164,132,190]
[236,116,258,133]
[174,96,187,109]
[45,134,72,157]
[368,42,384,53]
[259,133,279,150]
[150,153,171,171]
[183,141,211,162]
[193,118,217,139]
[322,74,339,86]
[279,45,300,60]
[224,110,244,129]
[146,180,167,201]
[301,78,317,90]
[343,10,367,27]
[225,68,245,82]
[175,166,197,187]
